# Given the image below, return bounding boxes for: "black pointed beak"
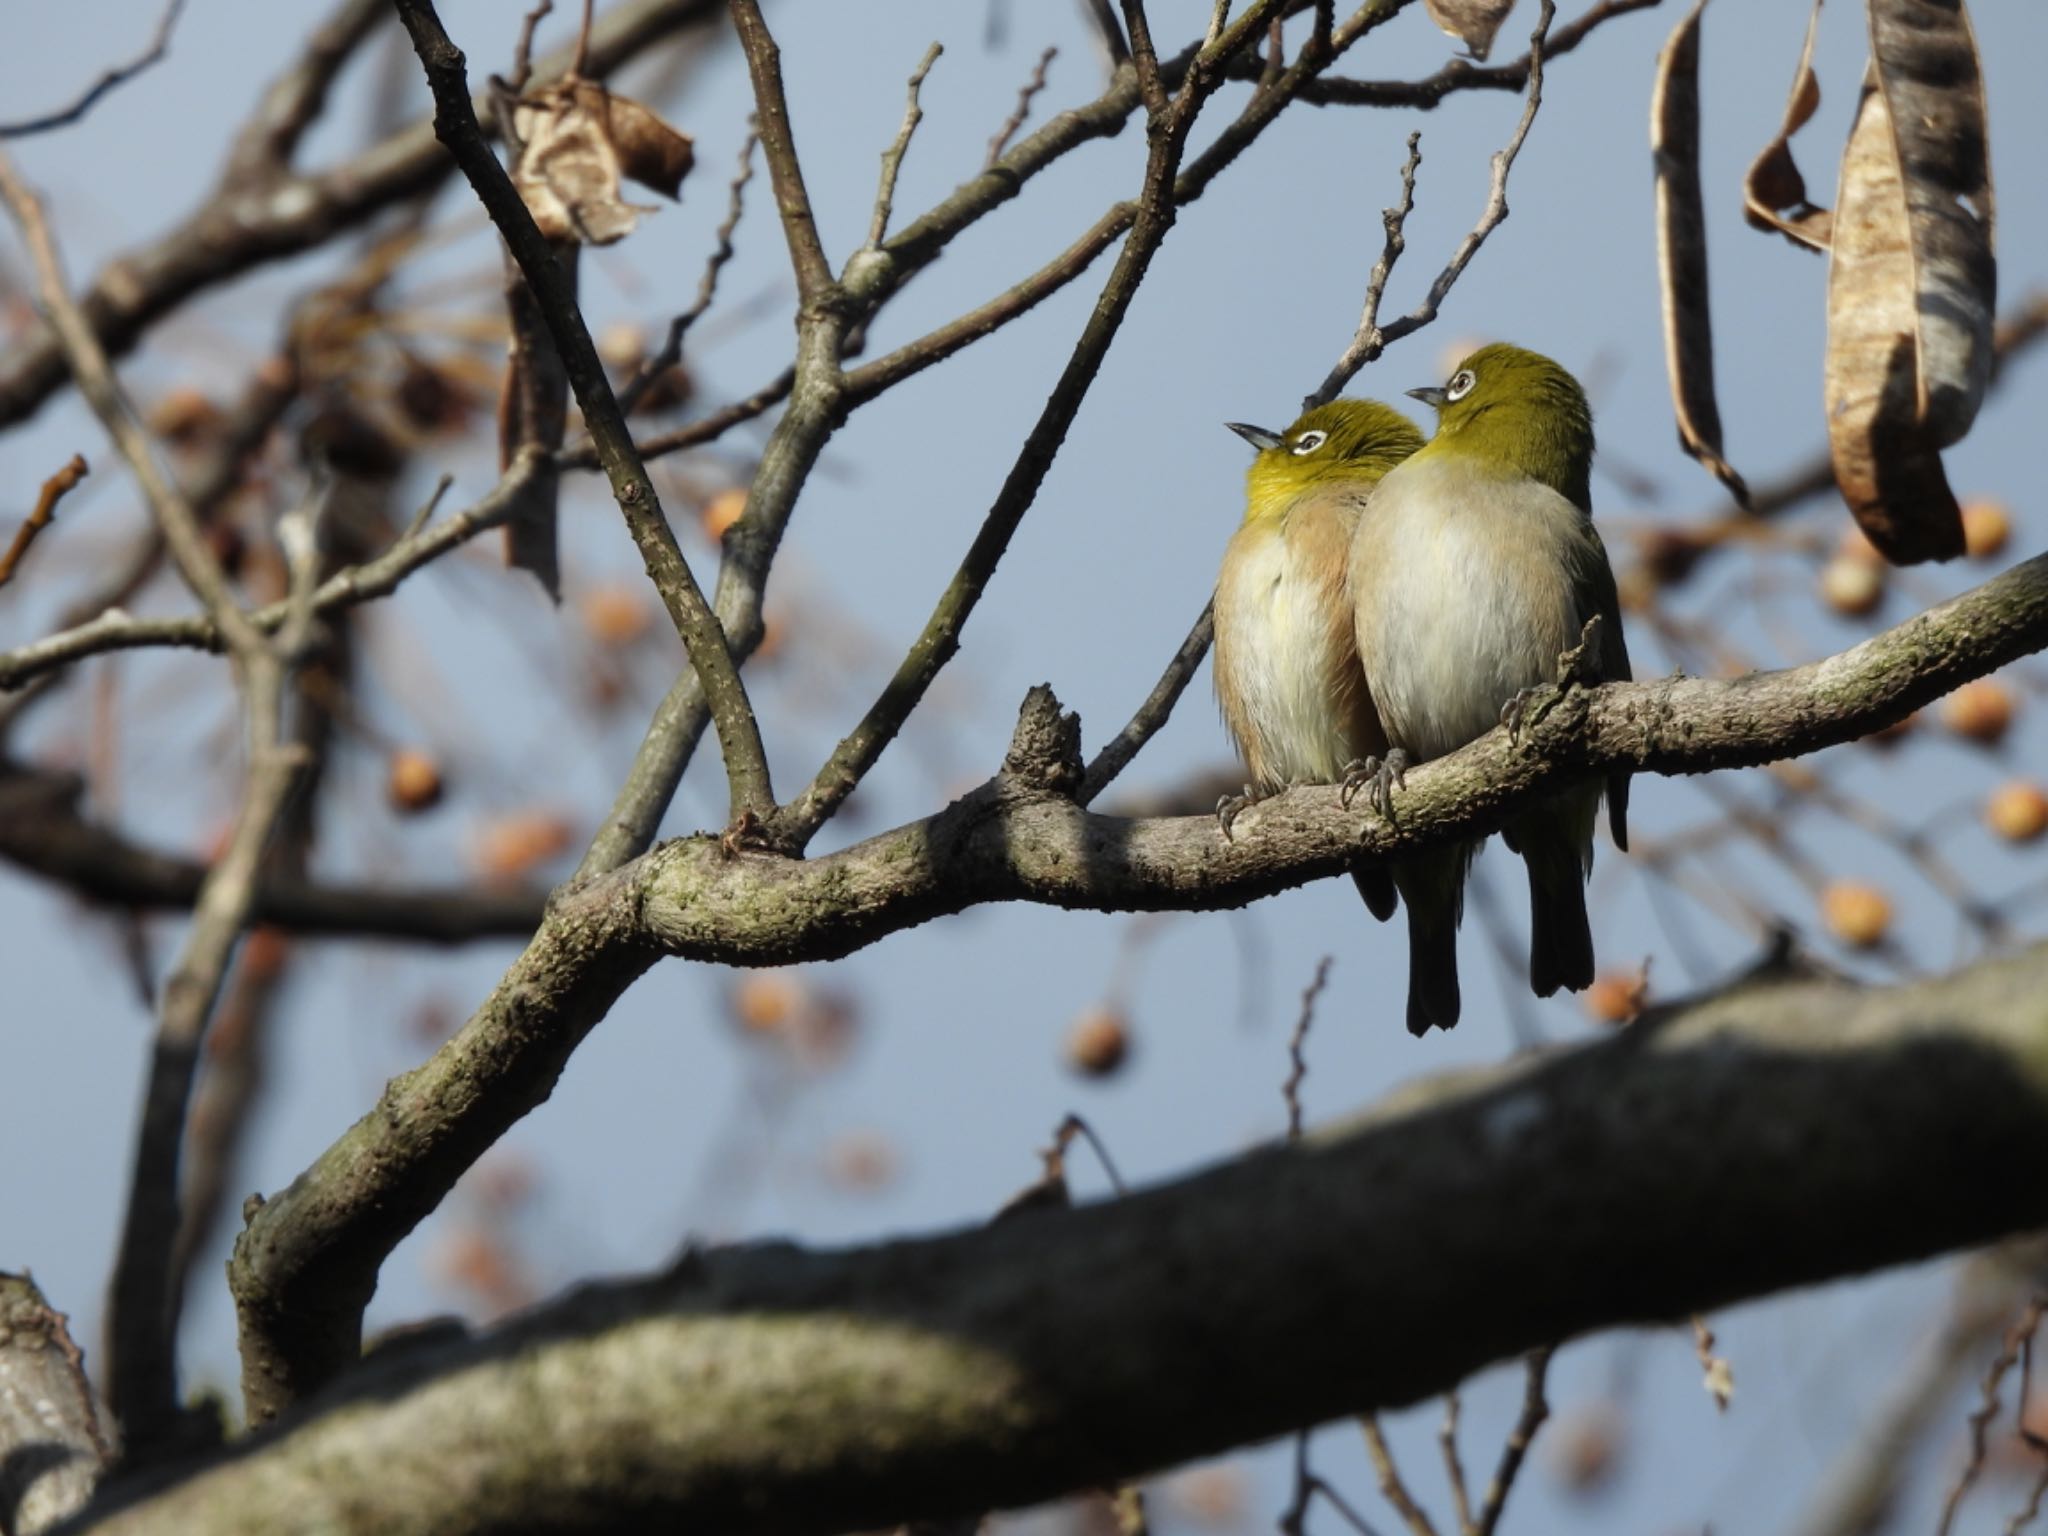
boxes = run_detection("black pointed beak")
[1225,421,1282,452]
[1406,386,1448,409]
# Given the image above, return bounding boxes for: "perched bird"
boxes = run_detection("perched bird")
[1349,343,1631,1034]
[1213,399,1425,922]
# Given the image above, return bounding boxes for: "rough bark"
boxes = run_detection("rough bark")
[73,942,2048,1536]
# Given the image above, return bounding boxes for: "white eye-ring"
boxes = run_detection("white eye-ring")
[1445,368,1477,402]
[1291,429,1328,455]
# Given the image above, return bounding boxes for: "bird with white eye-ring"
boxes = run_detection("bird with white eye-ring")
[1210,398,1425,927]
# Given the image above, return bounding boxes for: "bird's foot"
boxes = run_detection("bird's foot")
[1216,782,1267,842]
[1341,750,1408,821]
[1556,613,1606,688]
[1504,614,1607,745]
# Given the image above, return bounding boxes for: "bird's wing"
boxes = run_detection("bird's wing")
[1289,485,1390,764]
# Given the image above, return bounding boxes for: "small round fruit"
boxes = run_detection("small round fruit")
[580,584,652,647]
[1065,1006,1130,1077]
[1960,499,2012,560]
[701,487,748,542]
[1986,781,2048,844]
[1582,971,1645,1027]
[386,748,445,813]
[733,973,801,1033]
[1821,881,1892,950]
[1942,679,2015,746]
[1819,555,1884,617]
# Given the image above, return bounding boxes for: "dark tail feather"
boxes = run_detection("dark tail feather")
[1395,853,1467,1035]
[1525,852,1595,997]
[1405,908,1461,1034]
[1351,866,1398,923]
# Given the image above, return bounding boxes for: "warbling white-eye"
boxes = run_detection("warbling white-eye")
[1348,344,1632,1034]
[1213,400,1425,923]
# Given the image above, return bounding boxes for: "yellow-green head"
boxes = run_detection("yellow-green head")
[1227,399,1424,523]
[1408,343,1595,510]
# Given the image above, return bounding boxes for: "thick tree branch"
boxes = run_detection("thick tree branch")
[0,1273,107,1534]
[637,552,2048,963]
[216,545,2048,1432]
[77,941,2048,1536]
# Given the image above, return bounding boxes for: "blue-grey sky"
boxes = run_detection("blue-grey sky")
[4,2,2045,1531]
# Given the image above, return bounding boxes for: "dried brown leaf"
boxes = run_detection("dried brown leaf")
[1651,0,1748,507]
[1424,0,1517,60]
[1824,0,1995,566]
[1868,0,1994,444]
[601,89,695,199]
[1743,0,1832,250]
[512,79,693,246]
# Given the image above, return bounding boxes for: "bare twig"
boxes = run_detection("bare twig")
[1473,1347,1555,1536]
[619,124,759,415]
[0,0,187,137]
[986,47,1057,170]
[1282,956,1335,1141]
[1081,0,1133,69]
[0,452,88,589]
[867,43,943,250]
[0,456,543,690]
[1282,1432,1393,1536]
[1361,1418,1441,1536]
[571,0,597,76]
[1305,131,1420,410]
[1939,1297,2048,1536]
[1078,602,1215,806]
[730,0,833,302]
[768,0,1318,851]
[1690,1314,1733,1411]
[507,0,556,89]
[1049,1112,1129,1196]
[1307,1,1555,407]
[1121,0,1170,117]
[1438,1394,1474,1535]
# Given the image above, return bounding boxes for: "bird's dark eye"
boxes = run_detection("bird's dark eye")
[1445,369,1477,402]
[1291,430,1328,455]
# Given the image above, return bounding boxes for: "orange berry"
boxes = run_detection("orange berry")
[701,487,748,542]
[597,321,648,374]
[1866,710,1916,749]
[1582,970,1646,1027]
[470,811,575,879]
[1821,881,1892,949]
[733,973,802,1034]
[1942,678,2015,746]
[580,584,653,647]
[1818,554,1884,617]
[1065,1006,1130,1077]
[1986,781,2048,844]
[386,748,445,814]
[1960,499,2012,560]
